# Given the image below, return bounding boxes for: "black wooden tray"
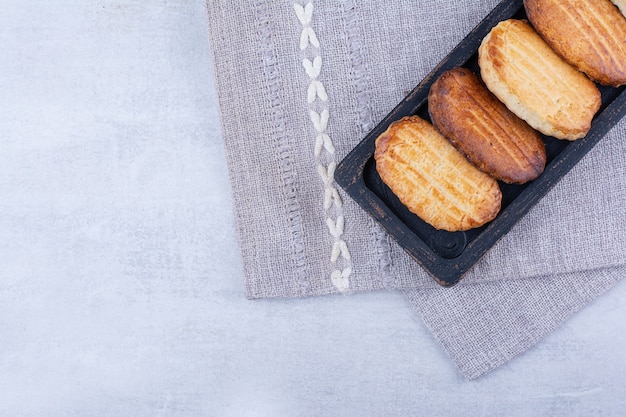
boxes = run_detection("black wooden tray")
[335,0,626,287]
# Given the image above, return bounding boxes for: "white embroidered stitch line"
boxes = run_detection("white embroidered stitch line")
[294,1,352,293]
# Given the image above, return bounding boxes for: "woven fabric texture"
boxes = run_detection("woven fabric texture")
[206,0,626,378]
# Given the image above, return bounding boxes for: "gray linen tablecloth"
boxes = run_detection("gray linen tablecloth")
[206,0,626,379]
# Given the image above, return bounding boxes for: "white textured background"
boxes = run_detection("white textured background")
[1,1,626,416]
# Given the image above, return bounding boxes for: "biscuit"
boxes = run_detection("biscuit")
[428,67,546,184]
[612,0,626,16]
[374,116,502,232]
[478,19,601,140]
[525,0,626,87]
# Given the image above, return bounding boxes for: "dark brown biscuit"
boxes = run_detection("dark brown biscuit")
[428,67,546,184]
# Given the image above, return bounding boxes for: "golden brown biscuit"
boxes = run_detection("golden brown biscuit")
[428,67,546,184]
[374,116,502,232]
[525,0,626,87]
[612,0,626,16]
[478,19,601,140]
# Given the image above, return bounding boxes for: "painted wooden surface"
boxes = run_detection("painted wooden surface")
[335,0,626,286]
[1,1,625,415]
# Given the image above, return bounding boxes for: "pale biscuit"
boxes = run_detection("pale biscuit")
[374,116,502,232]
[478,19,601,140]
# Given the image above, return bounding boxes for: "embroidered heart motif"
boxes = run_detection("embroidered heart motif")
[294,1,351,293]
[331,268,352,293]
[308,80,328,103]
[300,27,320,50]
[331,240,350,262]
[293,2,313,25]
[302,56,322,78]
[326,214,344,238]
[309,109,329,132]
[314,133,335,157]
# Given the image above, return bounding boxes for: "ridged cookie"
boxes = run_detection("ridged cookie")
[613,0,626,16]
[478,19,601,140]
[428,67,546,184]
[525,0,626,87]
[374,116,502,232]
